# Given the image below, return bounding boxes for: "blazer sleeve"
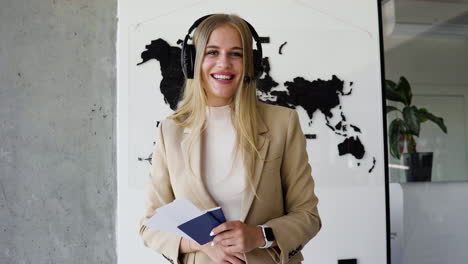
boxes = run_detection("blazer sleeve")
[264,110,322,264]
[139,120,182,264]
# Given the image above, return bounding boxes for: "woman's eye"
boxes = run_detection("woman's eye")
[231,52,243,57]
[206,50,218,55]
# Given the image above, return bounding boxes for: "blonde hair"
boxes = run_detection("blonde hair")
[170,14,261,195]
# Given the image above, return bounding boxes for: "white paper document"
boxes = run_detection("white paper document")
[144,198,202,238]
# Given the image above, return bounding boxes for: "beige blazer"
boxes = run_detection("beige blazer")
[139,103,321,264]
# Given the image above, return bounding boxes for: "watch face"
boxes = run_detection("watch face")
[264,227,275,241]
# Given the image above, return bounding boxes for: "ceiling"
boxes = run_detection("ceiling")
[383,0,468,50]
[394,0,468,25]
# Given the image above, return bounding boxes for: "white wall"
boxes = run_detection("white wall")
[117,1,388,263]
[390,182,468,264]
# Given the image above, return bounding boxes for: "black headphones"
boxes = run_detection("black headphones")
[181,14,264,82]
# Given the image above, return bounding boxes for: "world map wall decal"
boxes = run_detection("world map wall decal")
[136,37,377,174]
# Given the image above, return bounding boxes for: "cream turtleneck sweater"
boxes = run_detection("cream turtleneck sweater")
[201,105,246,221]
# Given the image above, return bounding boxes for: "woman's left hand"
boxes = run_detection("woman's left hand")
[211,221,265,253]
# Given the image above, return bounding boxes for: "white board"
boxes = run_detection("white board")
[117,1,388,263]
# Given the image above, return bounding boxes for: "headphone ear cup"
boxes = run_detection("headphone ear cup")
[252,49,264,80]
[182,44,196,78]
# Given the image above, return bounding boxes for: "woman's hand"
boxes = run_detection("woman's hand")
[200,242,246,264]
[211,221,265,253]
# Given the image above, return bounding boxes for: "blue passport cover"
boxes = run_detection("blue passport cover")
[206,207,226,223]
[177,207,226,245]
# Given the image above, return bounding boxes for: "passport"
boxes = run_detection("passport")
[177,207,226,245]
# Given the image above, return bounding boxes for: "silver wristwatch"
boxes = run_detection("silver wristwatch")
[258,225,275,248]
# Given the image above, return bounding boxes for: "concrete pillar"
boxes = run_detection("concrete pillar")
[0,0,117,262]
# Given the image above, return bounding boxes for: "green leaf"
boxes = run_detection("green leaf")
[385,80,406,104]
[417,108,448,133]
[389,119,406,159]
[386,106,400,114]
[386,79,397,88]
[385,77,413,105]
[397,76,412,105]
[403,106,420,136]
[416,108,429,122]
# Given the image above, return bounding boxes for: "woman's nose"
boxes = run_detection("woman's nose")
[216,53,231,68]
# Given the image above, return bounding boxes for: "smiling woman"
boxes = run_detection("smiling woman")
[139,13,321,264]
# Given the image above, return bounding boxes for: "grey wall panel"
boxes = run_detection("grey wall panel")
[0,0,117,263]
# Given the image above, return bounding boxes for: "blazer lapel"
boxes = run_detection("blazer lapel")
[181,127,218,210]
[239,118,270,222]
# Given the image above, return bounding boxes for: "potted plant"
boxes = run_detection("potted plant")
[385,76,447,182]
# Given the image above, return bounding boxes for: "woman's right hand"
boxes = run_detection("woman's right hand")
[199,242,246,264]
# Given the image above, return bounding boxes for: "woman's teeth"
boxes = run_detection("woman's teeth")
[212,74,233,80]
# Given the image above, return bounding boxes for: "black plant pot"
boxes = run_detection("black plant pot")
[403,152,433,182]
